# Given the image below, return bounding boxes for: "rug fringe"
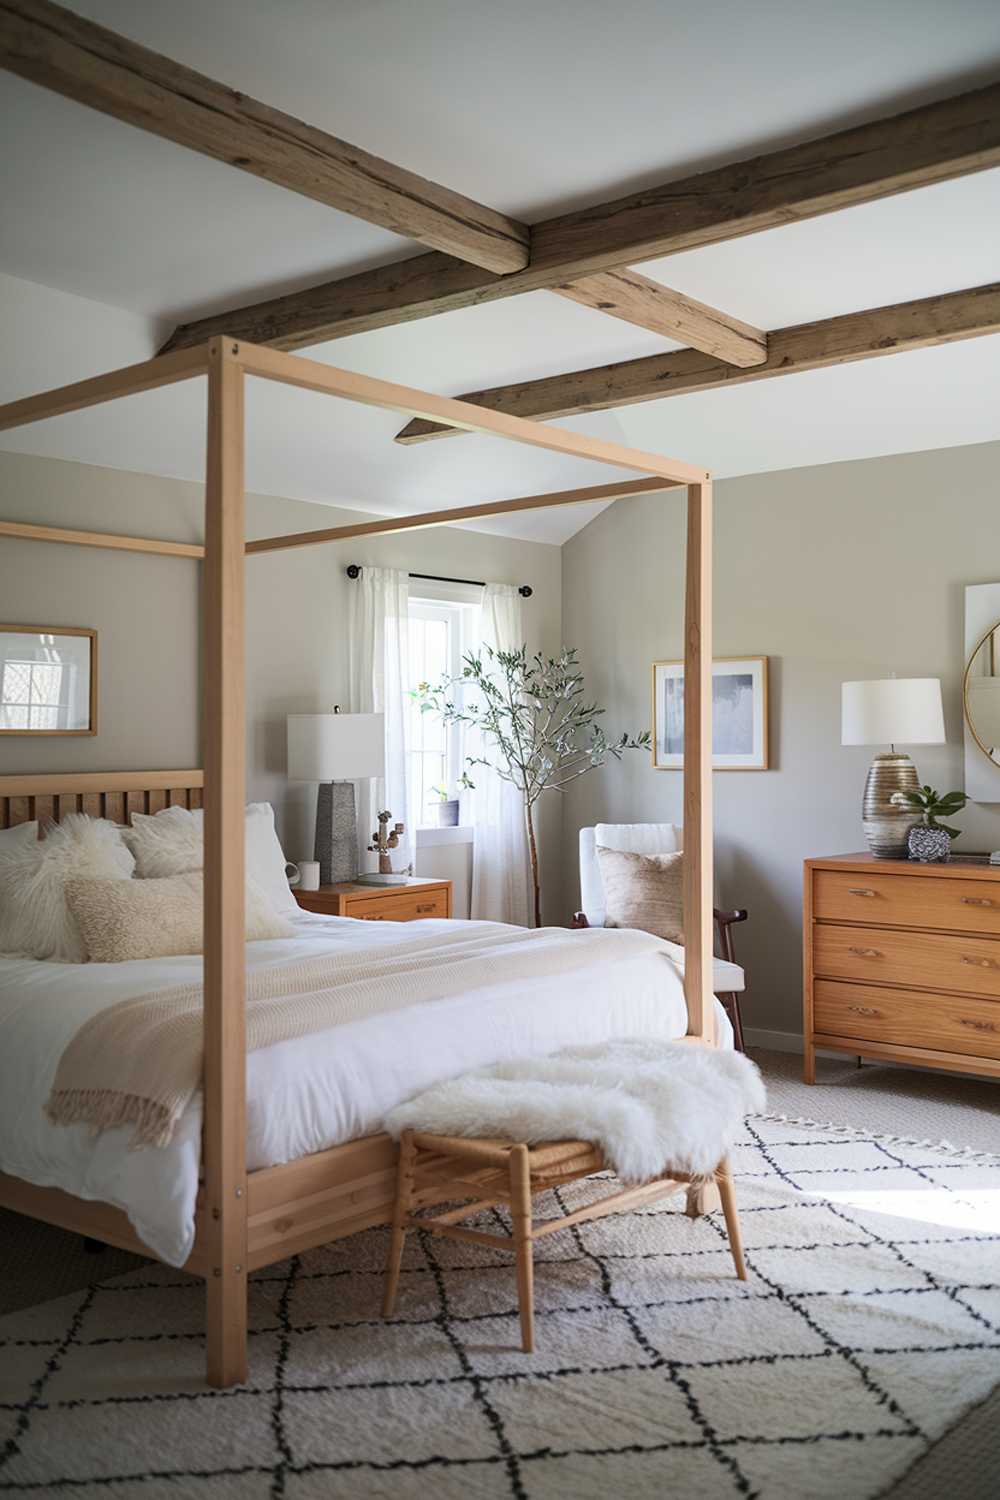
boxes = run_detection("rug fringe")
[751,1111,1000,1164]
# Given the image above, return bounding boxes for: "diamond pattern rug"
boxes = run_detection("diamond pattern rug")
[1,1115,998,1498]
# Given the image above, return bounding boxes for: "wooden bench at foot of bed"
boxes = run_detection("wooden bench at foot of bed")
[0,1086,720,1282]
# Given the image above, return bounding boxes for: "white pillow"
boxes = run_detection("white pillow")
[0,814,135,962]
[125,802,298,914]
[65,871,295,962]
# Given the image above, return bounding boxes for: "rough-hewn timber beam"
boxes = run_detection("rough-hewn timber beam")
[553,270,766,367]
[394,281,1000,441]
[160,80,1000,353]
[0,0,529,274]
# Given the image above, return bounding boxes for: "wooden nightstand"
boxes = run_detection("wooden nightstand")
[294,876,452,923]
[804,853,1000,1086]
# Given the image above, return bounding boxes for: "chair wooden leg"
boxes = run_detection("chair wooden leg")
[509,1145,535,1353]
[382,1130,416,1317]
[715,1160,747,1281]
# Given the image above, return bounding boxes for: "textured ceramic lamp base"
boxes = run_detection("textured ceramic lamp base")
[314,781,357,884]
[862,752,920,858]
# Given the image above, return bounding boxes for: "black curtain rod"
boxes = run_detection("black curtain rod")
[345,564,531,598]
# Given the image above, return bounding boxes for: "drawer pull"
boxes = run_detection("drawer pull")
[961,896,995,907]
[848,946,882,958]
[416,903,436,913]
[960,1017,999,1032]
[847,887,876,897]
[960,955,998,969]
[848,1005,882,1018]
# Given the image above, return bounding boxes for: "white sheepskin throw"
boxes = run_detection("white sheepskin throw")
[0,814,135,962]
[385,1038,767,1182]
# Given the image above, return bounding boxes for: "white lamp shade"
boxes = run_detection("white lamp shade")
[287,712,385,781]
[841,678,945,747]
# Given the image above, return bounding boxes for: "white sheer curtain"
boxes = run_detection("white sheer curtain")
[348,567,413,876]
[467,583,533,926]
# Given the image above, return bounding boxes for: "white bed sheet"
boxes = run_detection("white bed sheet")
[0,911,733,1267]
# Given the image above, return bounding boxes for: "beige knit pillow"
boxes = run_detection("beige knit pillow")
[64,871,295,963]
[595,845,684,942]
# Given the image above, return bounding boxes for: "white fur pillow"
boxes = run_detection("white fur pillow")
[0,814,135,962]
[64,870,296,963]
[124,803,298,915]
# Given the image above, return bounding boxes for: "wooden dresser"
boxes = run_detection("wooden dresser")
[804,854,1000,1084]
[294,876,452,922]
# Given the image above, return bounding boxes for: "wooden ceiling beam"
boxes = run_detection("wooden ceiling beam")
[160,80,1000,353]
[0,0,529,274]
[553,270,766,366]
[393,281,1000,441]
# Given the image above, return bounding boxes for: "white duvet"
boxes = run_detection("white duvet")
[0,911,735,1266]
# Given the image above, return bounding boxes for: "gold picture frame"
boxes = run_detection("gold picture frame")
[652,655,769,770]
[0,624,97,736]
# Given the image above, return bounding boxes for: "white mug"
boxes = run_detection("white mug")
[298,860,321,891]
[284,861,301,888]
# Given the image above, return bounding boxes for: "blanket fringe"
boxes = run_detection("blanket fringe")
[752,1110,1000,1164]
[46,1088,180,1151]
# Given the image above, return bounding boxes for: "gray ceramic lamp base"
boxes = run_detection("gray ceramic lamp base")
[861,752,920,859]
[314,781,358,885]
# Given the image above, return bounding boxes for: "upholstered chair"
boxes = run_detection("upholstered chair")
[571,823,749,1051]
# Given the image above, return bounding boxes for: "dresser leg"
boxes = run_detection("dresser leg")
[803,1042,815,1085]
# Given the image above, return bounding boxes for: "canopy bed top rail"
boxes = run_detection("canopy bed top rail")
[0,769,204,829]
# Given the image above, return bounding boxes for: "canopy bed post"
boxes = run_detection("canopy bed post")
[683,479,714,1045]
[202,338,249,1387]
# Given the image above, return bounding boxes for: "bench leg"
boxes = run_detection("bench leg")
[684,1179,721,1217]
[715,1160,747,1281]
[382,1130,416,1318]
[510,1145,535,1353]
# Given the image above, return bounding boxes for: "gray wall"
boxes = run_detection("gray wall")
[0,451,563,912]
[561,440,1000,1040]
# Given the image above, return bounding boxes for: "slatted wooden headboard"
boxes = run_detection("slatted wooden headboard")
[0,770,203,830]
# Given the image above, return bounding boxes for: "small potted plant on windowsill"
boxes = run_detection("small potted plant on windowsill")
[430,785,460,827]
[890,784,968,862]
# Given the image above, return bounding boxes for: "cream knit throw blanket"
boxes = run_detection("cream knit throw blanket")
[46,923,668,1149]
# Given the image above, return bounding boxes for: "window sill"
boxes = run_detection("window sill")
[415,825,474,848]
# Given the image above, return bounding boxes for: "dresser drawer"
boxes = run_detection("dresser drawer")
[813,869,1000,936]
[345,890,449,922]
[814,979,1000,1060]
[812,922,1000,999]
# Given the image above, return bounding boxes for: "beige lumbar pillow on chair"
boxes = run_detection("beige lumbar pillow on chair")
[64,870,295,963]
[595,845,684,943]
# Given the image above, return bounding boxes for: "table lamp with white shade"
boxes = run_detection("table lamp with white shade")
[841,678,945,858]
[287,709,385,885]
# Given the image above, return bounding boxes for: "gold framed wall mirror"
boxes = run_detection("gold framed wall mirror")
[0,625,97,736]
[964,617,1000,768]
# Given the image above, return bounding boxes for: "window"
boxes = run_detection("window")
[0,658,67,730]
[407,596,472,826]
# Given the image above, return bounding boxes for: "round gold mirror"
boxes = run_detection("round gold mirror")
[963,618,1000,767]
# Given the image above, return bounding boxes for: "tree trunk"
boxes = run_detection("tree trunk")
[524,799,542,928]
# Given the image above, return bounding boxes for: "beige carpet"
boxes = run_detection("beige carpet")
[1,1114,998,1498]
[751,1048,999,1154]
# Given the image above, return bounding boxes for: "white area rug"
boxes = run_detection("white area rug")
[1,1115,998,1498]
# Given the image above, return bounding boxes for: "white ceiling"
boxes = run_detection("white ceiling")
[1,0,999,543]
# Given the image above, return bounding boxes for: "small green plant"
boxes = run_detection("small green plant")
[429,785,450,803]
[890,785,968,840]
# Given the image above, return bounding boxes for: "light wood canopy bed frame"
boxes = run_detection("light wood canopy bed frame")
[0,337,714,1388]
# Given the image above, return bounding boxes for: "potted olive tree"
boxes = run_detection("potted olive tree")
[417,646,649,926]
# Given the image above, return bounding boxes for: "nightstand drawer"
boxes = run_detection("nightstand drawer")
[813,923,1000,999]
[345,890,449,922]
[813,869,1000,936]
[814,980,1000,1060]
